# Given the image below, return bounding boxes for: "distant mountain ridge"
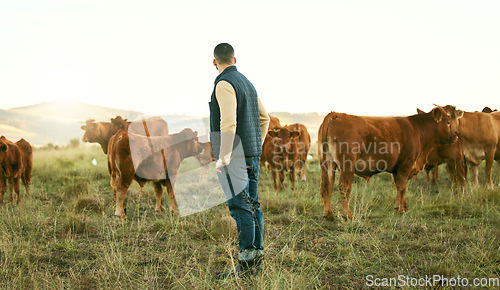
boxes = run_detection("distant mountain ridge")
[0,100,325,147]
[0,100,144,146]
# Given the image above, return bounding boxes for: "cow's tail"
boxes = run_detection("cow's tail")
[318,114,336,203]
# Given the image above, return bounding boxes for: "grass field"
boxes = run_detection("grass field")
[0,144,498,289]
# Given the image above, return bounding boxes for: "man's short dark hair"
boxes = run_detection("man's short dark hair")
[214,43,234,64]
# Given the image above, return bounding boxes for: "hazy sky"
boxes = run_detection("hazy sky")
[1,0,499,117]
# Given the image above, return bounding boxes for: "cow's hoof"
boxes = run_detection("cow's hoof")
[322,215,335,221]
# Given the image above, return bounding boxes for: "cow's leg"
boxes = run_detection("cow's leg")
[431,167,438,185]
[424,167,431,184]
[393,174,409,213]
[22,174,31,197]
[165,180,177,212]
[114,184,129,220]
[278,168,285,192]
[299,155,307,181]
[270,166,279,191]
[153,182,163,214]
[469,161,479,186]
[338,170,354,220]
[497,160,500,186]
[114,175,133,220]
[289,166,296,191]
[320,159,335,218]
[14,177,21,204]
[485,150,495,188]
[8,179,15,204]
[0,178,6,206]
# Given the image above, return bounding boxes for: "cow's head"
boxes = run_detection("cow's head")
[430,106,457,144]
[439,105,464,133]
[178,128,202,158]
[197,142,215,164]
[0,139,8,162]
[268,127,301,159]
[81,119,98,142]
[110,116,129,131]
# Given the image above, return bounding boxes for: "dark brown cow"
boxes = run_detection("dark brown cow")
[318,108,456,219]
[15,138,33,196]
[107,128,202,219]
[284,123,311,181]
[415,109,466,187]
[440,105,498,187]
[481,107,497,113]
[0,136,32,205]
[262,127,301,192]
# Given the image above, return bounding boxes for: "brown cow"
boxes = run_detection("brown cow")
[81,117,129,153]
[440,105,498,187]
[488,111,500,173]
[261,115,282,168]
[423,134,466,187]
[416,109,466,187]
[107,128,202,219]
[15,138,33,196]
[481,110,500,173]
[284,123,311,181]
[318,107,456,219]
[262,127,301,192]
[0,136,32,205]
[82,116,169,154]
[269,115,281,130]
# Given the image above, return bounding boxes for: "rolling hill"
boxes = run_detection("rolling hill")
[0,100,325,147]
[0,100,144,146]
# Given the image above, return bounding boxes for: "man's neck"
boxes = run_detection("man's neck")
[217,63,234,74]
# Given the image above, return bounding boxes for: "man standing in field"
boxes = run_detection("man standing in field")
[209,43,270,278]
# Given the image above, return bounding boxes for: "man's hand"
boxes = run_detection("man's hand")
[215,159,230,173]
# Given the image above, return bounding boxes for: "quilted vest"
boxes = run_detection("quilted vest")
[209,66,262,159]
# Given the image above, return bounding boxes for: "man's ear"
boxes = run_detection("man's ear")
[233,57,237,64]
[213,59,217,67]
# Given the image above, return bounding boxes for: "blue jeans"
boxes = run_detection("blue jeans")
[217,156,264,261]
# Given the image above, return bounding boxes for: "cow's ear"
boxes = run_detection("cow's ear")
[290,131,301,138]
[416,108,425,114]
[432,107,444,122]
[0,144,7,152]
[268,130,278,137]
[456,110,464,119]
[81,125,86,130]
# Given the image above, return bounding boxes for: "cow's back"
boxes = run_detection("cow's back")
[324,113,422,175]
